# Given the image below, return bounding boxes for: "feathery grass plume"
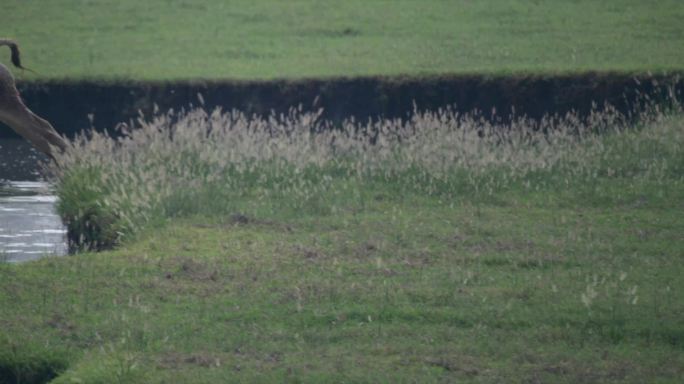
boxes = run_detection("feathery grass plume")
[49,103,683,249]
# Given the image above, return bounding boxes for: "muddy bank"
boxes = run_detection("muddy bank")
[2,73,682,137]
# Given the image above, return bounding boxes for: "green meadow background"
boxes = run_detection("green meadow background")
[2,0,684,80]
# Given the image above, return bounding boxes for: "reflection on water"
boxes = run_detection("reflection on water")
[0,138,47,180]
[1,139,67,263]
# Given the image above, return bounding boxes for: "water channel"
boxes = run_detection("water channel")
[0,139,67,263]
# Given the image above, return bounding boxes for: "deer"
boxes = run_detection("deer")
[0,39,66,161]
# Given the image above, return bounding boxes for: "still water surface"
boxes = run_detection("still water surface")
[0,139,67,263]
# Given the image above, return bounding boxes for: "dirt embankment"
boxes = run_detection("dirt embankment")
[1,73,682,138]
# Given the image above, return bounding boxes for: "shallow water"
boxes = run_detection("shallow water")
[0,139,67,263]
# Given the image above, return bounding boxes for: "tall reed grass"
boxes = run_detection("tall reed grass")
[50,103,683,249]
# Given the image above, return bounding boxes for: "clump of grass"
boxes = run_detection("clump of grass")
[0,337,71,384]
[50,103,683,249]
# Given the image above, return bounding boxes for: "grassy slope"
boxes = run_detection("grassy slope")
[2,184,683,382]
[1,117,683,382]
[1,0,684,81]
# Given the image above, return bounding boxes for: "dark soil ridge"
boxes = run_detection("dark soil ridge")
[1,72,682,138]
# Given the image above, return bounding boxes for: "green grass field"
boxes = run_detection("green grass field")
[2,0,684,80]
[1,108,683,382]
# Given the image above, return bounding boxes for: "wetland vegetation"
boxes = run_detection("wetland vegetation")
[2,104,683,382]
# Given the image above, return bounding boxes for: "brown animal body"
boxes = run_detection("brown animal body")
[0,39,66,161]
